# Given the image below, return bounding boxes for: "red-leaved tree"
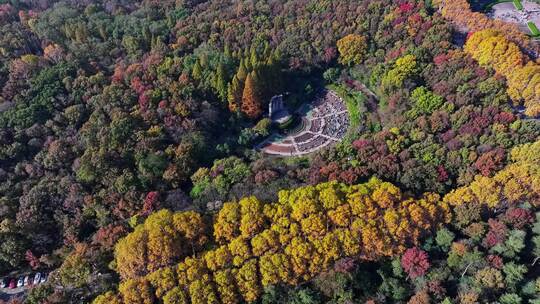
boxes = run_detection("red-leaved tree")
[401,247,430,279]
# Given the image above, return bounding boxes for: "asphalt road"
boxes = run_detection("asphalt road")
[0,287,26,301]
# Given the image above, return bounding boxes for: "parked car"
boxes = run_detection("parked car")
[40,273,47,283]
[0,278,8,288]
[16,277,24,288]
[9,279,16,289]
[24,275,32,286]
[33,273,41,285]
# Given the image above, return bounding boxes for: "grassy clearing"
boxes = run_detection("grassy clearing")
[326,84,366,129]
[528,21,540,36]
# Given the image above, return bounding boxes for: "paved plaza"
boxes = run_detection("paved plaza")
[490,0,540,34]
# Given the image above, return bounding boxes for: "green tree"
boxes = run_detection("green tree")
[192,59,203,80]
[492,230,525,258]
[381,54,418,89]
[410,86,444,117]
[214,62,228,101]
[502,262,526,290]
[26,284,55,304]
[228,75,243,112]
[499,293,522,304]
[435,228,455,251]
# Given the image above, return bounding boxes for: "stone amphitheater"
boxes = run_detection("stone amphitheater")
[258,90,350,156]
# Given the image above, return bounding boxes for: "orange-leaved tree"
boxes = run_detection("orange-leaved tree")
[241,71,263,119]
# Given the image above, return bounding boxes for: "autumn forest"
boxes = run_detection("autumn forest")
[0,0,540,303]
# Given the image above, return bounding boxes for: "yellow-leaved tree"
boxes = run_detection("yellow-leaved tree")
[444,140,540,209]
[337,34,368,66]
[114,209,208,280]
[99,178,451,304]
[464,30,540,117]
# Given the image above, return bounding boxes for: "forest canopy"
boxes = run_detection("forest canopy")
[0,0,539,303]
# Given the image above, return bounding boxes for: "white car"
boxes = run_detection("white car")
[16,277,24,288]
[24,275,32,286]
[33,273,41,285]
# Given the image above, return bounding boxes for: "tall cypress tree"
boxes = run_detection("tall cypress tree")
[224,44,232,59]
[250,45,259,69]
[192,59,202,81]
[215,62,228,102]
[241,72,262,119]
[237,59,248,82]
[228,75,243,112]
